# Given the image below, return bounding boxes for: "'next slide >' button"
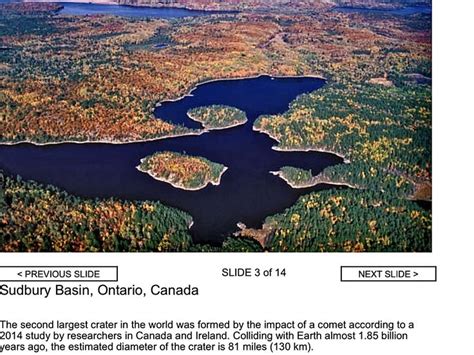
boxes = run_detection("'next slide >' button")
[341,266,437,282]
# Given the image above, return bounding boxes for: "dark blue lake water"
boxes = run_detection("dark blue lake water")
[0,1,221,17]
[0,76,345,244]
[57,2,218,17]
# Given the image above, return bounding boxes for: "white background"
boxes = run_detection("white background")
[1,0,473,353]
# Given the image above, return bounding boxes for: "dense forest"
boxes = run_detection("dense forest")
[264,188,431,252]
[0,172,193,252]
[0,5,281,143]
[255,82,431,200]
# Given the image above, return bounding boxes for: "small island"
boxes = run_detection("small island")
[187,105,248,130]
[137,151,227,191]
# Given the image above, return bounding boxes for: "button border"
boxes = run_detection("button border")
[0,266,118,282]
[340,266,437,282]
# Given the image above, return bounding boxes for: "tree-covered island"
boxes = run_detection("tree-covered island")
[187,105,248,130]
[137,151,228,191]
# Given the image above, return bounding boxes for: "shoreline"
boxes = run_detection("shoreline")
[186,112,248,131]
[115,4,238,14]
[23,0,119,5]
[1,73,326,147]
[77,1,239,13]
[155,73,326,109]
[136,158,228,192]
[270,170,358,190]
[252,125,349,163]
[0,130,207,147]
[333,5,405,12]
[23,1,234,13]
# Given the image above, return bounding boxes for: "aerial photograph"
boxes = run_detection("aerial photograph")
[0,0,432,252]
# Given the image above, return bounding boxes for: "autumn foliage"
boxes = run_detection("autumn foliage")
[138,151,227,190]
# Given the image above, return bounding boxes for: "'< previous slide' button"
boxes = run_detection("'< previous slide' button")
[0,266,118,282]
